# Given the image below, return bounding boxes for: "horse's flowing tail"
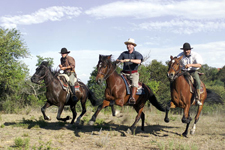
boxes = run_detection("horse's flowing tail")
[146,85,165,112]
[87,89,100,106]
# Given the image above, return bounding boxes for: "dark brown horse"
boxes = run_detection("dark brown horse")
[88,55,165,133]
[164,56,207,137]
[31,61,99,124]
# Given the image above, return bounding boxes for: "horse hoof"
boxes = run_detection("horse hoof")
[126,128,132,135]
[115,110,120,116]
[66,116,71,120]
[89,121,95,126]
[182,132,188,137]
[45,116,51,120]
[190,129,195,135]
[164,118,170,123]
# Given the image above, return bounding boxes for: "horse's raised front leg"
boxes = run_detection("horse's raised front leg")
[89,100,110,125]
[181,105,192,124]
[41,102,52,120]
[190,105,203,135]
[56,103,71,122]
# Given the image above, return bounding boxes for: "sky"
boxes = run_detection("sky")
[0,0,225,84]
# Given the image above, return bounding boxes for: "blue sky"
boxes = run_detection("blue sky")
[1,0,225,84]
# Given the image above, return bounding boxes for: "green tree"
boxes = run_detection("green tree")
[36,55,54,67]
[0,28,30,112]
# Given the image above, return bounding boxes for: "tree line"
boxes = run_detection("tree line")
[0,28,224,113]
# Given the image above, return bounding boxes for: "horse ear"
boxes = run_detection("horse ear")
[41,61,49,66]
[170,55,173,60]
[99,55,102,60]
[178,55,183,60]
[107,55,112,59]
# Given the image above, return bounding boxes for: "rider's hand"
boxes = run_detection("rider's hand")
[185,64,192,68]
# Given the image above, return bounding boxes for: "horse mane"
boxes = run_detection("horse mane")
[48,66,60,78]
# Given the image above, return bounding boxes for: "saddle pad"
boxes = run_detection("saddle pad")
[120,75,145,95]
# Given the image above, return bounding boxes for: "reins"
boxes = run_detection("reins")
[98,61,119,81]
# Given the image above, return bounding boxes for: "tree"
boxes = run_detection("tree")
[36,55,54,67]
[0,28,30,112]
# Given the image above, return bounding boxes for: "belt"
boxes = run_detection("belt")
[122,70,138,74]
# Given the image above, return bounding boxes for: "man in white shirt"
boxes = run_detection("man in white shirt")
[177,42,203,105]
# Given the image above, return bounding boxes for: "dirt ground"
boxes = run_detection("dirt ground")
[0,107,224,150]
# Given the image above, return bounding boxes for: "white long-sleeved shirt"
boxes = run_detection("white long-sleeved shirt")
[177,51,203,71]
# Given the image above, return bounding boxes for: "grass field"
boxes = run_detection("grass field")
[0,106,224,150]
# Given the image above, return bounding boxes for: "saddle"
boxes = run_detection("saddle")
[121,74,145,95]
[183,72,204,104]
[57,75,80,93]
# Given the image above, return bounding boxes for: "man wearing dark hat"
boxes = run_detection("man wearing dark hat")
[59,48,78,103]
[116,38,143,104]
[177,42,203,105]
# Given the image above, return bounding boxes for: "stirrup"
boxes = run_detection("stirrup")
[128,97,136,104]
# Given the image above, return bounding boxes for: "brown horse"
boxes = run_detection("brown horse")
[88,55,165,133]
[31,61,99,124]
[164,56,207,137]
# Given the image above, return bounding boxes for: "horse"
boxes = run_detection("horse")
[164,56,207,137]
[31,61,99,124]
[88,55,165,134]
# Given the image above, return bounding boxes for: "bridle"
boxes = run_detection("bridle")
[34,65,55,88]
[169,59,183,80]
[97,61,118,81]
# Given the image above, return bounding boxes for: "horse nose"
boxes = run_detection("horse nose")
[97,78,102,84]
[167,73,173,78]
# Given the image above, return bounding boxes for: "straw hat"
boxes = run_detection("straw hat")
[124,38,137,47]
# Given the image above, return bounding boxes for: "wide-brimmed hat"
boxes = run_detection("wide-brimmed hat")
[124,38,137,47]
[60,48,70,54]
[180,42,193,50]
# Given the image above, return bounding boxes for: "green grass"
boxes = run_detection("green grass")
[14,137,30,149]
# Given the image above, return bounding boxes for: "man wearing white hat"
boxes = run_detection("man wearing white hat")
[117,38,143,104]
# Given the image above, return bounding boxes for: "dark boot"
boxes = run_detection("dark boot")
[70,86,78,103]
[128,86,137,104]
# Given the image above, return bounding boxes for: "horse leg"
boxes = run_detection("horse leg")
[182,122,190,137]
[89,100,110,125]
[181,105,192,124]
[75,99,86,124]
[164,101,171,123]
[190,105,203,135]
[41,102,52,120]
[70,104,77,124]
[111,104,115,116]
[129,107,144,134]
[56,104,71,122]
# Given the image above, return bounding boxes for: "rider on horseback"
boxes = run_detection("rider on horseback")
[59,48,78,103]
[177,43,203,105]
[116,38,143,104]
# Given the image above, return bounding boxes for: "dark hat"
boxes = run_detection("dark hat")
[60,48,70,54]
[180,43,193,50]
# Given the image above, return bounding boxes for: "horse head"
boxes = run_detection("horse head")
[31,61,49,84]
[167,55,183,81]
[96,54,112,84]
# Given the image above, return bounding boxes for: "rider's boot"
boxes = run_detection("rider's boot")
[70,86,78,103]
[196,89,202,105]
[128,86,137,104]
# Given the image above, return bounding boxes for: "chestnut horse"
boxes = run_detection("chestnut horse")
[164,56,207,137]
[31,61,99,124]
[88,55,165,133]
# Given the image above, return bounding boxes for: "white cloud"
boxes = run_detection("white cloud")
[135,20,225,34]
[0,6,82,29]
[85,0,225,20]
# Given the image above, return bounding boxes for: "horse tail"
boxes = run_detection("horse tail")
[87,89,100,106]
[78,81,100,106]
[146,85,166,112]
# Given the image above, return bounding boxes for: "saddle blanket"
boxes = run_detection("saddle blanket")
[121,75,145,95]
